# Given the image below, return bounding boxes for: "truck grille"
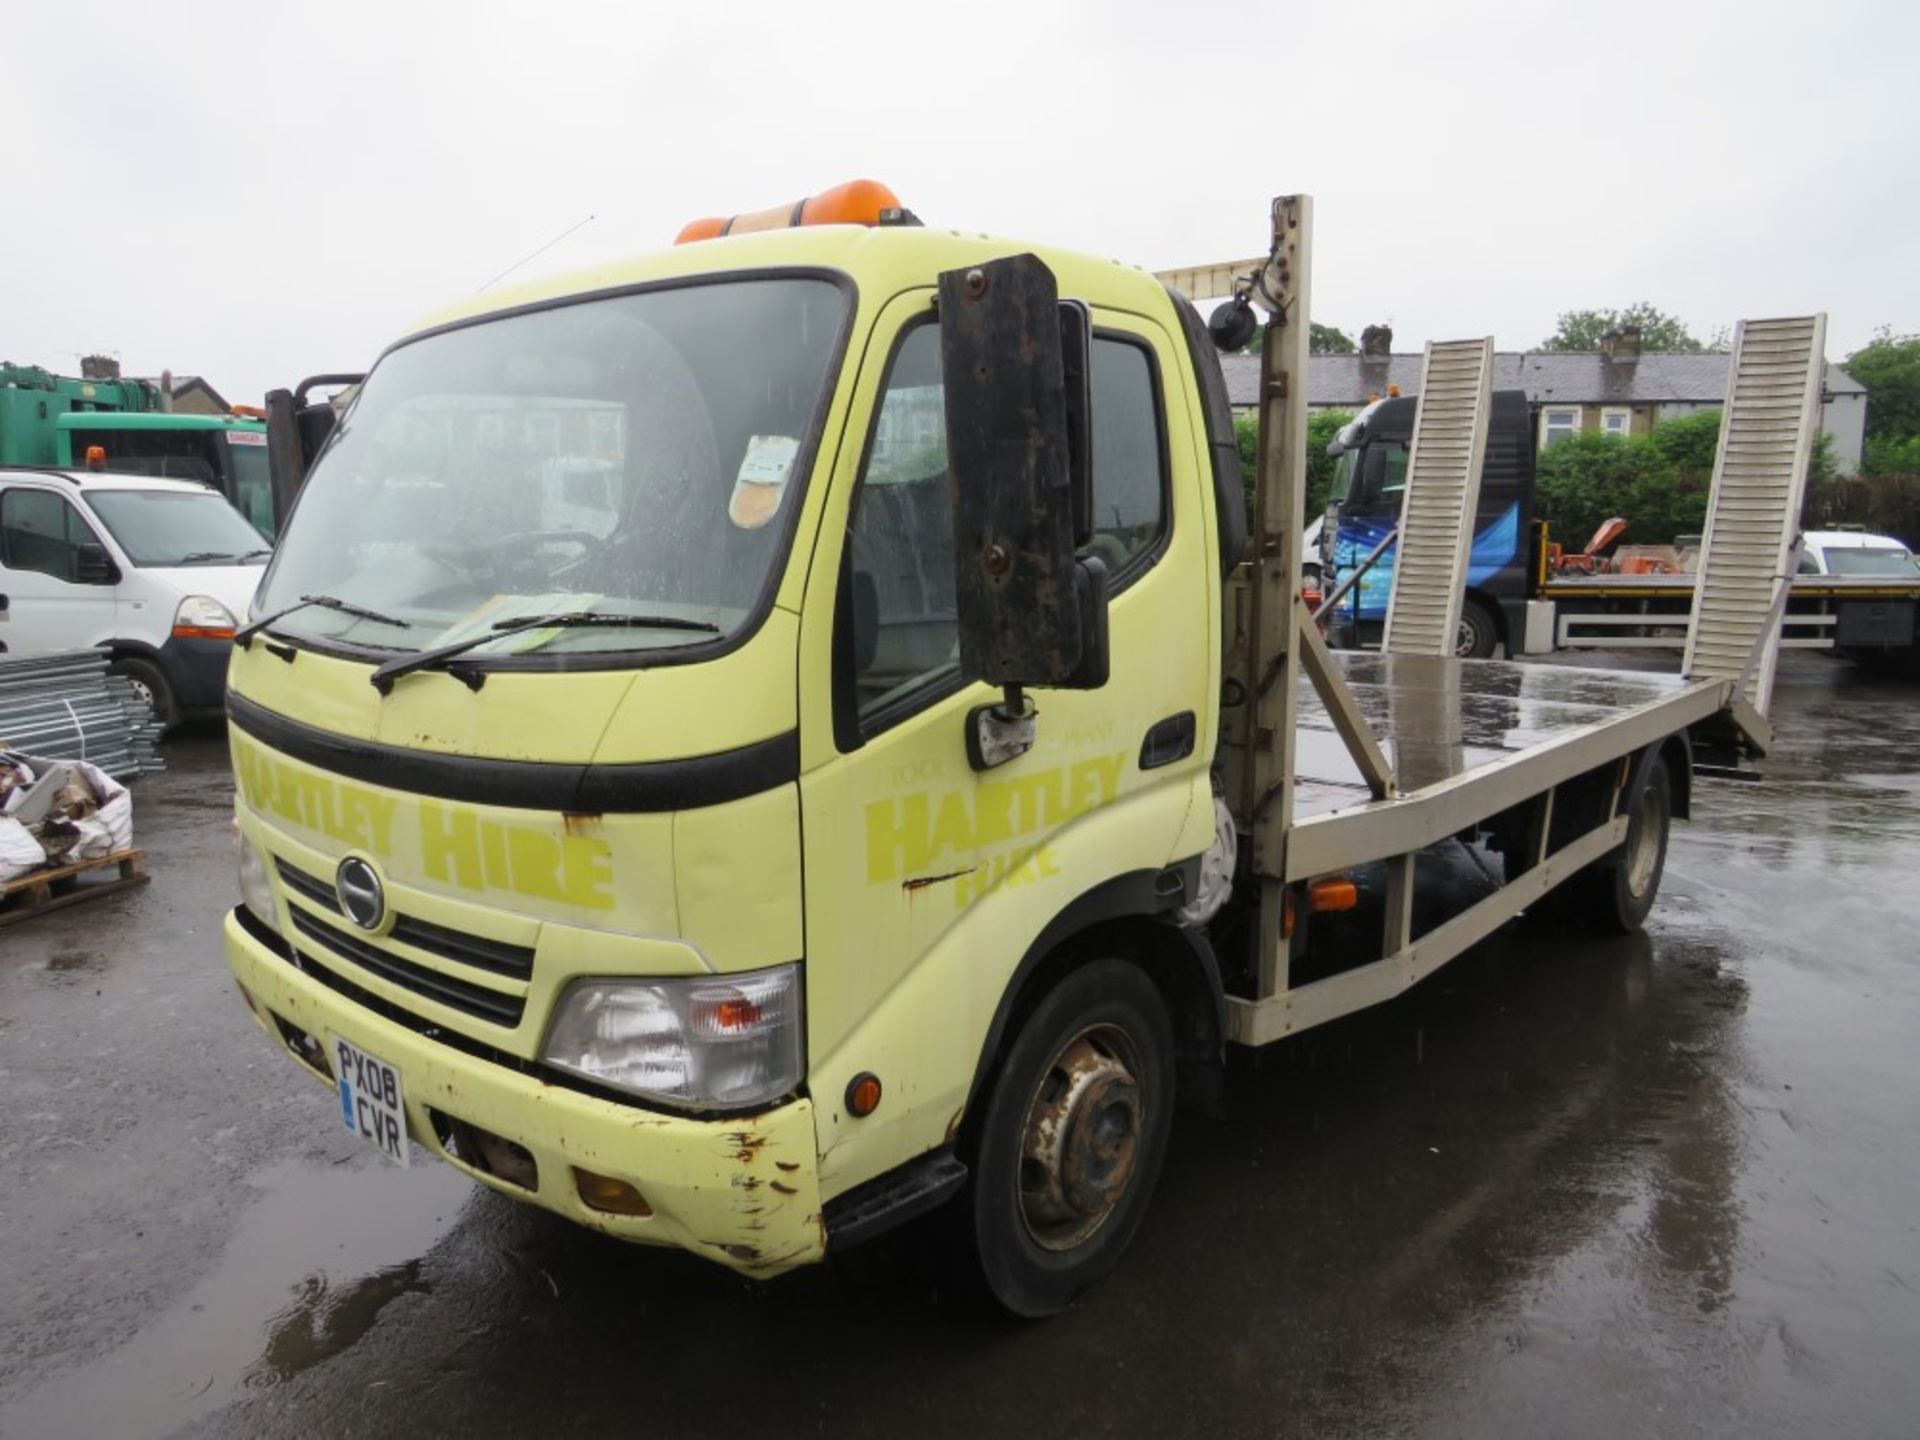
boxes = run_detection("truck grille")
[275,860,536,982]
[286,909,526,1028]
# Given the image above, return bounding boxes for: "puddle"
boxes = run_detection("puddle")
[43,949,106,976]
[253,1258,432,1385]
[0,1153,472,1440]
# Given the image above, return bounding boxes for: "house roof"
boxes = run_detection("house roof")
[1218,350,1866,408]
[134,374,232,410]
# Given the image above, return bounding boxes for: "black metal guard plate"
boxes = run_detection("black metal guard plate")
[938,254,1082,686]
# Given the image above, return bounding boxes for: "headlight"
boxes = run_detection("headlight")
[542,965,803,1111]
[175,595,237,639]
[235,825,278,935]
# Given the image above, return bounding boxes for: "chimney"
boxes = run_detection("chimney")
[80,354,121,381]
[1600,326,1642,361]
[1359,324,1393,358]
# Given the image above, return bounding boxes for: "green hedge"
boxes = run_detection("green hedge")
[1534,411,1724,548]
[1819,473,1920,546]
[1235,408,1354,519]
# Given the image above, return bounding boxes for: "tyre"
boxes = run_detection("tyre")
[961,959,1176,1317]
[111,655,180,729]
[1564,755,1671,934]
[1454,598,1499,659]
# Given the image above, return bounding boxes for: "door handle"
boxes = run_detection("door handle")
[1139,711,1196,770]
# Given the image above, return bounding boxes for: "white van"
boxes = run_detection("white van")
[0,468,269,725]
[1798,529,1920,577]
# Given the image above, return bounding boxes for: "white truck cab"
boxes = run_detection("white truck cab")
[0,468,269,723]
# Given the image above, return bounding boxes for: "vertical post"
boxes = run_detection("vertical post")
[1242,196,1313,1000]
[1382,852,1415,957]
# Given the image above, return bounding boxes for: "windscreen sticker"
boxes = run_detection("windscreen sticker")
[728,435,800,530]
[226,429,267,446]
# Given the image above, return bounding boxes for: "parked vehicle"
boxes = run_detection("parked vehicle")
[222,186,1790,1315]
[0,469,268,724]
[1321,394,1920,666]
[1320,390,1534,657]
[1798,529,1918,576]
[1,362,273,533]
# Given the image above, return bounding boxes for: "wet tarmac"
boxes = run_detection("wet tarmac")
[3,653,1917,1439]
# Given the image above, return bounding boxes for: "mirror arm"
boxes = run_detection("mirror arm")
[966,684,1038,772]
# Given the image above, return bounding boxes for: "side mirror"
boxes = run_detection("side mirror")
[266,372,363,531]
[939,255,1110,773]
[74,542,118,586]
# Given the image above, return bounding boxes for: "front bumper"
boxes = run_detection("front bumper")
[160,634,235,711]
[224,909,826,1277]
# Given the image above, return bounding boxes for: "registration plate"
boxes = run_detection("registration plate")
[331,1035,410,1166]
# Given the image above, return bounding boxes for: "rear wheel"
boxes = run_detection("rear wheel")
[111,655,180,730]
[962,960,1175,1317]
[1455,599,1499,659]
[1565,755,1671,933]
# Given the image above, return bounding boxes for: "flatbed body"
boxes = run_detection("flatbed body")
[1225,651,1726,1045]
[1295,651,1720,829]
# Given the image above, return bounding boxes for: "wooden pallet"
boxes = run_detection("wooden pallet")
[0,848,149,929]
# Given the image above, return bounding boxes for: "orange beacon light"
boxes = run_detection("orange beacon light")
[675,179,907,244]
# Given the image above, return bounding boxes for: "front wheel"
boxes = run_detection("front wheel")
[962,960,1175,1317]
[1565,755,1672,933]
[1455,598,1500,659]
[111,655,180,730]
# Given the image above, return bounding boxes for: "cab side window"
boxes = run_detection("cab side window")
[1369,441,1411,505]
[0,489,96,583]
[848,325,954,726]
[844,322,1171,734]
[1085,338,1168,577]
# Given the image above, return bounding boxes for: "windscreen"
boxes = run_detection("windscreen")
[223,437,275,536]
[65,427,221,485]
[1823,546,1919,576]
[255,276,847,659]
[1327,448,1359,506]
[86,490,273,567]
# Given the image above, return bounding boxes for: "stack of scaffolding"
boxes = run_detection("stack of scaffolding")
[0,651,167,779]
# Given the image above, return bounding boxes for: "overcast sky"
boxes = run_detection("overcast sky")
[7,0,1915,405]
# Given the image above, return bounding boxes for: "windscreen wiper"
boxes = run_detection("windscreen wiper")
[369,611,721,695]
[235,594,413,649]
[178,550,241,564]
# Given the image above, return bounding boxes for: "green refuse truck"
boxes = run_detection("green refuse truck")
[0,358,273,534]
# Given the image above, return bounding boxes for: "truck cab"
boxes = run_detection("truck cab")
[56,411,276,536]
[1321,389,1536,656]
[226,215,1242,1313]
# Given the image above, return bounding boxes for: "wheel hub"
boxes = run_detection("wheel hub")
[1017,1028,1143,1251]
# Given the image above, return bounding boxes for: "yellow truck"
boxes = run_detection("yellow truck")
[224,186,1803,1314]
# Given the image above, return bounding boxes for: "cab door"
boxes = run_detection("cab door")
[795,289,1218,1195]
[0,484,119,657]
